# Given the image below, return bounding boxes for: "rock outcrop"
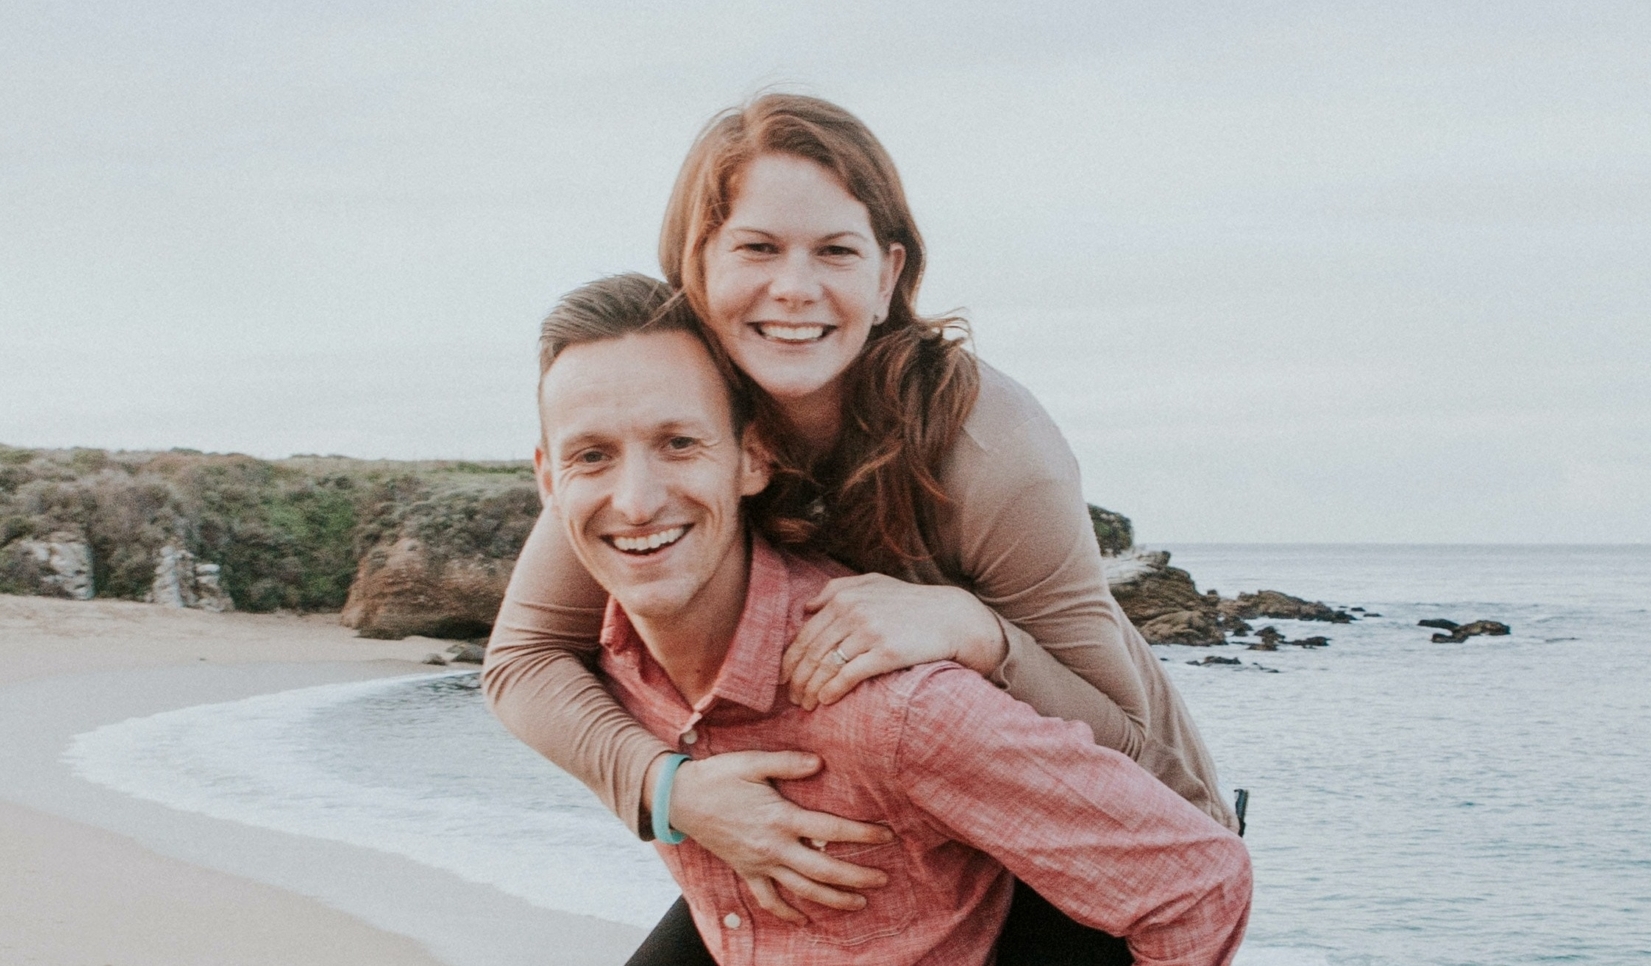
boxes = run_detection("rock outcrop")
[1104,550,1224,646]
[147,543,235,612]
[0,531,94,600]
[341,483,539,640]
[1219,590,1354,624]
[341,536,518,640]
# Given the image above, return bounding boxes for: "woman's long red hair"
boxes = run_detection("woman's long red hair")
[661,94,979,575]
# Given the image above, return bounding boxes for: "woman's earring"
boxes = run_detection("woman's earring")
[871,313,884,326]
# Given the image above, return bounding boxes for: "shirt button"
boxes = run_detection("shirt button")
[723,912,742,930]
[681,729,698,745]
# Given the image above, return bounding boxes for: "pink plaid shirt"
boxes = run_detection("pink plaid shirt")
[599,538,1251,966]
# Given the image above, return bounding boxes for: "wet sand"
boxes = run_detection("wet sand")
[0,594,644,966]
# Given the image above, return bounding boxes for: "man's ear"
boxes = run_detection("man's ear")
[738,429,773,497]
[532,445,556,509]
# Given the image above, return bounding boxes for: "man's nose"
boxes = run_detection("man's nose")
[610,454,668,524]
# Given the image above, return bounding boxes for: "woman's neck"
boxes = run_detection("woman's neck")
[776,384,843,458]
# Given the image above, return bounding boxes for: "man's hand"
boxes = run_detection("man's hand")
[783,574,1008,710]
[656,750,894,924]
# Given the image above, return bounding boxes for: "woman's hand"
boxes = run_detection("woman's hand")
[783,574,1007,710]
[661,750,896,924]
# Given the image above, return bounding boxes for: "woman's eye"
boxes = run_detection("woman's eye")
[740,241,778,255]
[821,244,859,258]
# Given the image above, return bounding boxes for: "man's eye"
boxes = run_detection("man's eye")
[667,436,697,451]
[576,450,607,464]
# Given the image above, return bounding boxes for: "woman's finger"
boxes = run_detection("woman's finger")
[783,596,855,685]
[786,613,857,705]
[770,866,871,912]
[796,635,855,709]
[809,650,891,708]
[743,874,807,924]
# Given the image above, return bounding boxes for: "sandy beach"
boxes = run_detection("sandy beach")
[0,594,644,966]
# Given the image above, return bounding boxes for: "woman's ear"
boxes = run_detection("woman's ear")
[877,242,907,316]
[738,429,774,497]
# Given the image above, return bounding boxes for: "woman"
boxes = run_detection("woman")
[484,94,1238,962]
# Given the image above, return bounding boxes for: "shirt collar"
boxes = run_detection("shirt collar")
[600,535,794,716]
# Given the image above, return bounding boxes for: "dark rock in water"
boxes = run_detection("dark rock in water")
[1218,614,1253,636]
[1419,618,1460,631]
[1246,641,1278,651]
[1431,620,1512,643]
[1256,626,1284,647]
[1365,613,1382,618]
[445,641,487,664]
[1103,549,1225,646]
[1350,607,1365,612]
[1188,656,1243,666]
[1294,636,1331,648]
[1220,590,1354,624]
[1087,504,1134,556]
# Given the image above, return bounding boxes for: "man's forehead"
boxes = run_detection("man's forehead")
[540,331,731,441]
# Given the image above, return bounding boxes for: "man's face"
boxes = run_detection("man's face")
[536,329,770,625]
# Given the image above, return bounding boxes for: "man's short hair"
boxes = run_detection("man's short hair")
[537,273,753,432]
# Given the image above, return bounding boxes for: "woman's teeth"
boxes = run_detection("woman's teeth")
[612,527,686,554]
[756,323,828,343]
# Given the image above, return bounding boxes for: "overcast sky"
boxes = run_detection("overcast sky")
[3,2,1647,543]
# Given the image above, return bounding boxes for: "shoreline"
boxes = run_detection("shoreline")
[0,594,644,966]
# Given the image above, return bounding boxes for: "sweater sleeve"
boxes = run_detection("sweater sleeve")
[481,507,673,838]
[941,384,1151,761]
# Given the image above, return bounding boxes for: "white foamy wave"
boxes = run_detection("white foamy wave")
[64,672,679,928]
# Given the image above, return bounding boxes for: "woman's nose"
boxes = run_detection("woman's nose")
[768,250,819,305]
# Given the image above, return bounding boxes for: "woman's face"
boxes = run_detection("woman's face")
[702,153,905,411]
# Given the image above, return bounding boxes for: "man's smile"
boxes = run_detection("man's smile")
[605,525,690,556]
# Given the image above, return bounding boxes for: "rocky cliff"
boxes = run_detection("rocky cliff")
[1,443,1356,647]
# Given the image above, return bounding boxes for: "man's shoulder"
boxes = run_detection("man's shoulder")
[820,660,1004,739]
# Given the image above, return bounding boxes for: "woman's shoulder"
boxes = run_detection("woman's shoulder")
[949,358,1080,488]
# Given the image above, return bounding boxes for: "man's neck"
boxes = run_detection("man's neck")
[627,540,752,708]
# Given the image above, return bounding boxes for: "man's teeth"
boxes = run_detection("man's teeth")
[757,323,828,343]
[613,527,686,553]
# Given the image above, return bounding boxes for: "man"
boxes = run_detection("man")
[532,275,1251,966]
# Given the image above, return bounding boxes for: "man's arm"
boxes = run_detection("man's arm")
[892,664,1252,966]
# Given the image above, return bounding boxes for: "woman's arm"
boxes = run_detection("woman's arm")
[783,372,1151,759]
[482,508,667,833]
[482,509,900,920]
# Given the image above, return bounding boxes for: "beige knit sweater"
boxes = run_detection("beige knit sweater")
[482,362,1239,835]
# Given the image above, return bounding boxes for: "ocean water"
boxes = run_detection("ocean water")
[65,545,1651,964]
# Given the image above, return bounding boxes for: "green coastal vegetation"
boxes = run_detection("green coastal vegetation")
[0,444,539,613]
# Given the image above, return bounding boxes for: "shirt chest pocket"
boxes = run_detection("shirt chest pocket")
[803,840,917,947]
